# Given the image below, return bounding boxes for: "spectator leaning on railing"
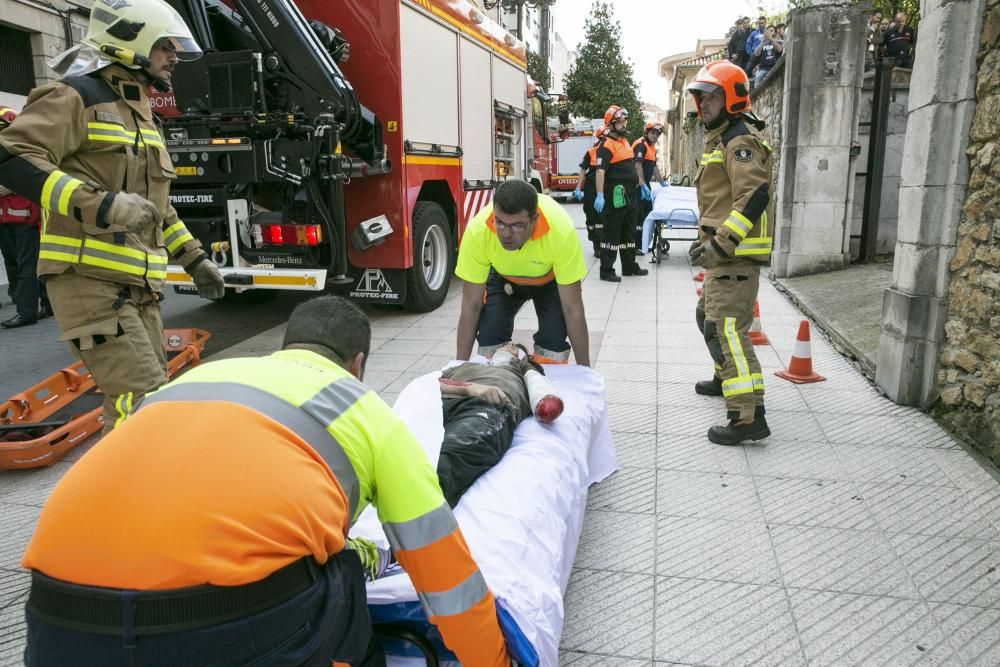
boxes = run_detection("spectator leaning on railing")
[727,17,751,70]
[751,26,783,90]
[865,10,884,70]
[883,12,916,69]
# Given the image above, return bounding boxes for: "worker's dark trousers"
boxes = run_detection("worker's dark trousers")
[437,397,518,507]
[582,179,601,255]
[23,552,385,667]
[599,199,639,276]
[477,269,569,359]
[0,223,40,319]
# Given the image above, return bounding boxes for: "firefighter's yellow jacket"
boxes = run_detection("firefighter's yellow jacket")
[694,117,774,266]
[0,64,202,290]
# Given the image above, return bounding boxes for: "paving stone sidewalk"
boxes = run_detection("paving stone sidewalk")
[2,211,999,665]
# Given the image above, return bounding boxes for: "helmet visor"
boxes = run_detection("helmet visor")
[155,35,202,61]
[686,81,721,95]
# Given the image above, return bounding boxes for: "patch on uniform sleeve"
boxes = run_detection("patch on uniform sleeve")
[596,157,604,166]
[733,147,753,162]
[95,111,124,125]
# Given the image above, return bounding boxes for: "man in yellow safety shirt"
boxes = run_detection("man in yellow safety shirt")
[686,60,774,445]
[20,295,511,667]
[456,179,589,365]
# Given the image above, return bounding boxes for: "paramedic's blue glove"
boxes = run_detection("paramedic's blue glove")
[573,188,584,202]
[594,192,605,213]
[661,180,670,187]
[640,184,652,201]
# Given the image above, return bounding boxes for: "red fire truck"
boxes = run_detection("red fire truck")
[548,119,602,198]
[159,0,566,311]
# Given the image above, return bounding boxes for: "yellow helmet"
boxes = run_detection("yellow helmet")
[84,0,202,69]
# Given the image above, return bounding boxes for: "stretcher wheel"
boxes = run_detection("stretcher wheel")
[661,239,671,254]
[373,623,439,666]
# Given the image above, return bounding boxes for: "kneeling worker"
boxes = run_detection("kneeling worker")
[456,179,590,365]
[20,296,510,667]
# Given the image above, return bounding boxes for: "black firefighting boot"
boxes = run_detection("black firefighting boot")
[707,415,770,446]
[694,377,723,396]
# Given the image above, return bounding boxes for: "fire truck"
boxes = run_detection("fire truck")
[159,0,567,311]
[548,119,603,199]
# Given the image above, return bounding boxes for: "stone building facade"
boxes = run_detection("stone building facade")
[936,0,1000,464]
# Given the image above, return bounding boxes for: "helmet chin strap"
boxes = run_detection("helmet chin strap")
[145,71,171,93]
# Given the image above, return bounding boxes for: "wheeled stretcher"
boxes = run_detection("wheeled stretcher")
[351,363,617,666]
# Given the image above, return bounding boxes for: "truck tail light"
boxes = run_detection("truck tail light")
[254,224,324,247]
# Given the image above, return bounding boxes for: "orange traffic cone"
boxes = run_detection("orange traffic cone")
[696,286,703,296]
[693,271,705,282]
[749,301,769,345]
[775,320,825,384]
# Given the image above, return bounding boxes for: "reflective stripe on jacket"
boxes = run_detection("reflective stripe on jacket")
[0,65,202,289]
[694,118,774,265]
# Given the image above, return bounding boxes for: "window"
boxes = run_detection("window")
[0,26,34,96]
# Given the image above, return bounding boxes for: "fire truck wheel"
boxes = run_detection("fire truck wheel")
[405,201,453,312]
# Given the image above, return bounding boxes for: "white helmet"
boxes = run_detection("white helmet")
[84,0,202,69]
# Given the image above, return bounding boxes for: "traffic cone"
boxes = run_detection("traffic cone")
[749,301,769,345]
[693,271,705,282]
[775,320,825,384]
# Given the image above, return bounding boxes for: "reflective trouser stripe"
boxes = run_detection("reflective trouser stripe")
[419,569,490,618]
[751,372,765,392]
[721,316,752,398]
[114,392,134,428]
[138,381,362,519]
[383,502,458,553]
[40,171,84,216]
[163,222,195,254]
[724,211,753,239]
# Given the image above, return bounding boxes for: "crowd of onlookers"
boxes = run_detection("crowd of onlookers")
[867,10,917,70]
[725,16,786,91]
[722,9,917,93]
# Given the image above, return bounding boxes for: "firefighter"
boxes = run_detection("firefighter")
[0,0,225,432]
[632,121,666,252]
[573,125,608,258]
[594,105,648,281]
[686,60,773,445]
[21,296,511,666]
[456,179,590,365]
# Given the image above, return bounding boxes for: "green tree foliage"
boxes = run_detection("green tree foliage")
[562,1,642,138]
[526,49,552,91]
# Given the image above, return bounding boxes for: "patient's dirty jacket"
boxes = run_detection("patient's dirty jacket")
[23,349,510,667]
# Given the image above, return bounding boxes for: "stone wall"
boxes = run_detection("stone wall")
[936,0,1000,465]
[850,69,911,257]
[673,115,705,185]
[749,57,785,205]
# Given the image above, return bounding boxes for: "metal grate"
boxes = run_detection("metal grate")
[0,26,34,96]
[208,61,254,112]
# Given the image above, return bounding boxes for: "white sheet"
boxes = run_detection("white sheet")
[352,363,616,667]
[639,185,700,254]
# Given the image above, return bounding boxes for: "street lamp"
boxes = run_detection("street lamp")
[482,0,556,47]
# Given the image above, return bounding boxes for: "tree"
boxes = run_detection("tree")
[562,1,642,138]
[526,49,552,91]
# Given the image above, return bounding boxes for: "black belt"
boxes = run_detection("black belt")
[28,557,316,636]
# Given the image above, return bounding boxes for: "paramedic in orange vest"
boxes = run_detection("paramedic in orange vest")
[632,121,666,252]
[594,105,648,282]
[456,179,590,365]
[573,125,607,258]
[21,295,511,667]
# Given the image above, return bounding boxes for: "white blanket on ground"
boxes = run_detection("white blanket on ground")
[351,363,617,667]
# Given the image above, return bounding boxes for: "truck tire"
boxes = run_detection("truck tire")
[405,201,453,312]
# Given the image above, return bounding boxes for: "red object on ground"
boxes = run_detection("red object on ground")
[775,320,826,384]
[535,395,564,423]
[693,271,705,282]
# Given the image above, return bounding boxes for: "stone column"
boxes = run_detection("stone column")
[875,0,987,407]
[771,1,868,278]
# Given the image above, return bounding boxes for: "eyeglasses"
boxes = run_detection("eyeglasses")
[495,220,530,232]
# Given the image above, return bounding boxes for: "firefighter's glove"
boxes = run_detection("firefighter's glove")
[106,192,160,234]
[594,192,605,213]
[688,240,723,269]
[573,188,584,202]
[640,184,652,201]
[186,256,226,300]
